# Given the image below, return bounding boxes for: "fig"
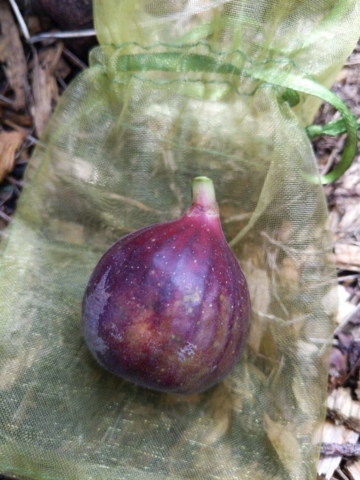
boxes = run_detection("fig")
[82,177,251,394]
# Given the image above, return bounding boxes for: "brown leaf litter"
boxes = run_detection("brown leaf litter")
[0,0,88,231]
[0,2,360,480]
[313,39,360,480]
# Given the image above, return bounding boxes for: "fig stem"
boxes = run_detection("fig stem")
[191,176,219,214]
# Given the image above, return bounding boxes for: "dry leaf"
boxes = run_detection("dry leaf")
[339,160,360,197]
[335,67,350,83]
[54,57,71,80]
[264,413,303,477]
[0,0,28,110]
[244,262,270,354]
[328,209,341,238]
[24,14,42,36]
[0,130,26,181]
[278,257,299,292]
[178,385,232,448]
[31,49,59,137]
[47,219,85,245]
[338,203,360,234]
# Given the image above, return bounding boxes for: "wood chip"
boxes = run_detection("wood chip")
[317,420,359,479]
[327,387,360,432]
[335,243,360,271]
[336,285,358,327]
[344,459,360,480]
[0,130,26,182]
[0,0,29,110]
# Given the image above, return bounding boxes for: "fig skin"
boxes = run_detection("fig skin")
[82,177,251,394]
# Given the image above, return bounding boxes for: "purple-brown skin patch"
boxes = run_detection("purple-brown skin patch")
[82,201,251,394]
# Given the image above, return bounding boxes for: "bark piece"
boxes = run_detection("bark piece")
[317,420,359,479]
[321,442,360,456]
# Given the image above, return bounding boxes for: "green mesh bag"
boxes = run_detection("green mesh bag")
[1,1,360,479]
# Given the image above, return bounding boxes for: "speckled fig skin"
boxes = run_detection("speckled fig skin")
[82,177,251,394]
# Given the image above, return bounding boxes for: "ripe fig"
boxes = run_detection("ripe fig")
[82,177,251,394]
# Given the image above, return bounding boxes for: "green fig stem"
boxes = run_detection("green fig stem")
[190,177,219,215]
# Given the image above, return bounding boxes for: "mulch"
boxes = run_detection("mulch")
[0,1,360,479]
[313,40,360,480]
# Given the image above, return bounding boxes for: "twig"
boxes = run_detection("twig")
[338,274,360,282]
[8,0,30,41]
[25,135,39,146]
[0,210,12,223]
[108,192,164,213]
[29,29,96,44]
[308,338,338,345]
[321,442,360,457]
[0,94,15,107]
[334,303,360,335]
[56,76,68,91]
[62,48,88,70]
[345,59,360,66]
[319,134,347,176]
[7,177,23,188]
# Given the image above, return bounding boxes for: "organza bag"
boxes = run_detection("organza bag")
[1,1,360,479]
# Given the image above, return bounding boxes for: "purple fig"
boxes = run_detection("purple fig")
[82,177,251,394]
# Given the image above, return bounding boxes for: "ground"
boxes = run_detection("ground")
[0,2,360,479]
